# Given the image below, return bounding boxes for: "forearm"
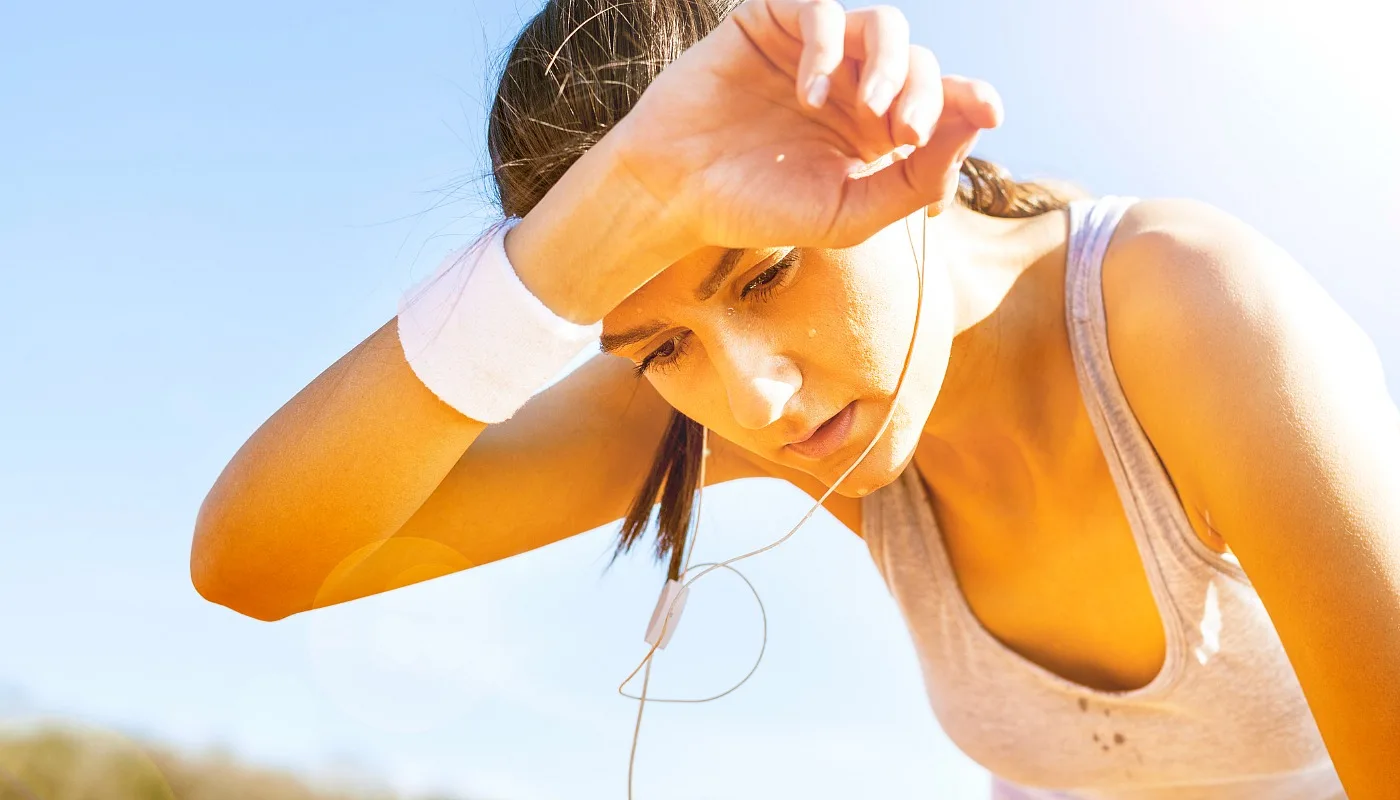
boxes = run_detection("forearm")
[191,317,486,621]
[193,132,694,621]
[505,129,698,324]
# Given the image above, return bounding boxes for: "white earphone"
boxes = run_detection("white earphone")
[620,206,932,798]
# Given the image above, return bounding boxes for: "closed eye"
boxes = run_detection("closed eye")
[740,249,799,300]
[634,249,801,377]
[633,333,689,377]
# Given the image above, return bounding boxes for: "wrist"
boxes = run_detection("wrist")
[396,218,602,424]
[505,130,698,325]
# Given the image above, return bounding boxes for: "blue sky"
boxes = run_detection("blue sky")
[1,1,1396,798]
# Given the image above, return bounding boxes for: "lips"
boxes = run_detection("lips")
[785,402,857,460]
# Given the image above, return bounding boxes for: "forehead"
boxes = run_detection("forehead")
[604,244,743,321]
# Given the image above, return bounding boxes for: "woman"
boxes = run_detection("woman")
[189,0,1400,796]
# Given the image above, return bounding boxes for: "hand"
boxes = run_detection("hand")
[611,0,1003,250]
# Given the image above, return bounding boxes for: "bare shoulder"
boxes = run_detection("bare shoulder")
[1103,195,1380,385]
[1097,204,1400,789]
[1105,195,1296,291]
[1102,196,1372,335]
[1099,197,1389,546]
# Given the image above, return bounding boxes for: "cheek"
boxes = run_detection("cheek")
[815,255,923,393]
[651,373,768,456]
[647,370,722,427]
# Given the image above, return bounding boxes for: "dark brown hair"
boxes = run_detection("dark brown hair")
[485,0,1088,580]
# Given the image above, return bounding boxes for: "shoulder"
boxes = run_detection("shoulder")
[1101,201,1400,792]
[1098,197,1391,538]
[1102,196,1382,402]
[1103,196,1348,339]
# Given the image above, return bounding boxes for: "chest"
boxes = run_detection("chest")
[904,395,1240,694]
[931,471,1169,693]
[869,464,1334,791]
[897,329,1232,693]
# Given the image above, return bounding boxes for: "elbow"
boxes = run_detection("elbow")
[190,560,292,623]
[190,515,303,623]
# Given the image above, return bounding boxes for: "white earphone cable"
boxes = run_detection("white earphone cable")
[624,205,930,798]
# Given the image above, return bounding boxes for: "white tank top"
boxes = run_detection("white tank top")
[860,195,1346,799]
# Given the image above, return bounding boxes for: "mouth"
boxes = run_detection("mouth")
[785,401,857,461]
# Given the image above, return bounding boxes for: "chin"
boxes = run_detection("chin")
[823,394,927,498]
[830,309,953,497]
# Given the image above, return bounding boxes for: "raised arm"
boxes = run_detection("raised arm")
[189,134,702,622]
[190,0,997,621]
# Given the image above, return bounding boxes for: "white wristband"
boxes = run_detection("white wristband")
[396,217,603,423]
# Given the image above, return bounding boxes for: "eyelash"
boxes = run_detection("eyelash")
[633,252,799,377]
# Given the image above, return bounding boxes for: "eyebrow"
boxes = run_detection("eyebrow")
[598,321,665,356]
[598,247,747,355]
[695,247,747,302]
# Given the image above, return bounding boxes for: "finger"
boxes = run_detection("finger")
[843,5,910,118]
[837,123,978,243]
[888,45,942,148]
[831,76,996,243]
[944,74,1005,130]
[793,0,846,109]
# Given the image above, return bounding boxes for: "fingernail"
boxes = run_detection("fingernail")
[864,76,898,117]
[805,74,830,108]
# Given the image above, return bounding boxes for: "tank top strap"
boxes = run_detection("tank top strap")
[1064,195,1250,607]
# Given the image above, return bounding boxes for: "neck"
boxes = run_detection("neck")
[914,203,1080,506]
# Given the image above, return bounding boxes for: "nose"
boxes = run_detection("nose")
[710,330,802,431]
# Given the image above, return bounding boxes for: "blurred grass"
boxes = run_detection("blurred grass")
[0,725,463,800]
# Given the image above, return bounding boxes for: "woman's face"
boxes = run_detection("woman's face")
[601,209,957,496]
